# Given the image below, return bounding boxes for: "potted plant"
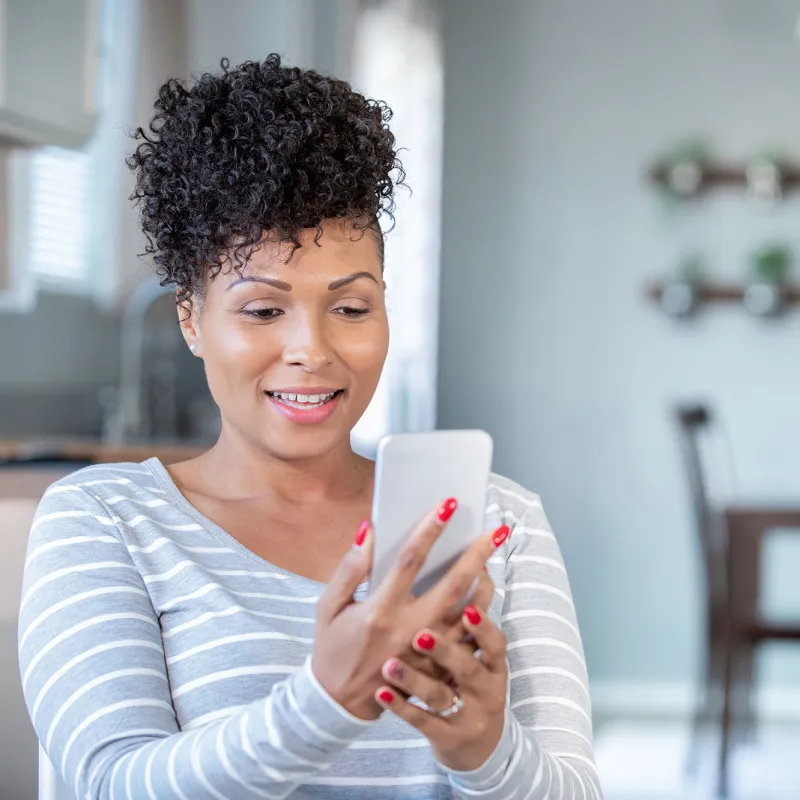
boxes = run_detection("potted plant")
[744,244,793,317]
[745,149,786,203]
[660,253,707,318]
[654,139,714,201]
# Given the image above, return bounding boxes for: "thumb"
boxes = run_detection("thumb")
[318,520,372,622]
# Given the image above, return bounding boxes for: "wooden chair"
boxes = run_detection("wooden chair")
[673,403,800,797]
[674,405,731,775]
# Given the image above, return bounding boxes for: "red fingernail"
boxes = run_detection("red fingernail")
[387,660,405,679]
[437,498,457,522]
[464,605,482,625]
[492,524,510,548]
[378,689,394,704]
[415,632,436,650]
[354,519,369,547]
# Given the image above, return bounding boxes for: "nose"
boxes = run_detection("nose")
[281,311,334,372]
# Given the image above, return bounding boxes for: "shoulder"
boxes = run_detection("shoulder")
[486,472,547,530]
[35,460,165,515]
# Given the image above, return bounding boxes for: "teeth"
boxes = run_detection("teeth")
[269,391,337,405]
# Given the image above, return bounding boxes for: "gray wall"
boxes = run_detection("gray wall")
[0,294,121,436]
[437,0,800,698]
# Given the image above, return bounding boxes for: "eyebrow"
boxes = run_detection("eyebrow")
[227,272,380,292]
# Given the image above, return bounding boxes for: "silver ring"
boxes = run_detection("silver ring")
[434,694,464,719]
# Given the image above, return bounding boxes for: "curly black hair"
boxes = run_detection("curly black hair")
[127,54,404,303]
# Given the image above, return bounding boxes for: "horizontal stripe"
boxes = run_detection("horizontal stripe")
[172,666,297,698]
[507,555,567,573]
[504,581,574,603]
[23,612,159,690]
[25,533,119,562]
[349,738,428,749]
[18,585,149,650]
[510,695,592,724]
[160,581,319,611]
[20,561,138,613]
[489,484,542,508]
[127,538,232,555]
[166,632,314,665]
[502,609,582,640]
[304,774,451,786]
[30,639,163,721]
[182,705,245,731]
[45,667,168,751]
[509,666,591,698]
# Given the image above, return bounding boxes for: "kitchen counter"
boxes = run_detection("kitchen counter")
[0,439,207,499]
[0,438,207,474]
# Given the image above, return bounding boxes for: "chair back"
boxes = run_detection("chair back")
[673,404,733,616]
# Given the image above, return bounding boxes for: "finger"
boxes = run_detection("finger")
[399,649,453,683]
[374,686,451,737]
[317,520,372,622]
[462,604,508,673]
[381,658,457,713]
[416,524,509,620]
[412,629,487,689]
[434,571,493,649]
[370,498,457,609]
[439,569,492,626]
[471,570,495,611]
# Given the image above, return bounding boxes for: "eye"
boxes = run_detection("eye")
[333,305,371,318]
[243,307,284,320]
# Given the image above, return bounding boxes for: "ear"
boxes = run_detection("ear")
[177,291,203,357]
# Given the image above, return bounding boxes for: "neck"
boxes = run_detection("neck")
[195,427,370,504]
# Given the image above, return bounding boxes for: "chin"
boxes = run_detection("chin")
[260,428,351,462]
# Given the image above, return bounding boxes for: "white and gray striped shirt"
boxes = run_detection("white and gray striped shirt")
[18,458,601,799]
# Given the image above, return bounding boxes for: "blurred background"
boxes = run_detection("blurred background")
[3,0,800,798]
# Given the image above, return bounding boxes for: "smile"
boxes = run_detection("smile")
[265,389,345,425]
[266,390,343,409]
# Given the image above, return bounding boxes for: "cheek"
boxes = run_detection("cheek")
[346,323,389,375]
[204,317,279,375]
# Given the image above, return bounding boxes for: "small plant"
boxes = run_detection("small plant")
[676,253,707,284]
[752,244,793,284]
[655,138,715,200]
[746,148,786,202]
[744,244,794,317]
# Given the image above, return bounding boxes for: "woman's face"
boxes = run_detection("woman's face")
[181,220,389,461]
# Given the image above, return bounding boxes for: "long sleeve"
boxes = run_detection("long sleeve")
[17,482,374,800]
[444,486,602,799]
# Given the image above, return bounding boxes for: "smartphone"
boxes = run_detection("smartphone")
[369,429,494,597]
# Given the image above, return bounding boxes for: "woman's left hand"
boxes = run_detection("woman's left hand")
[374,603,508,772]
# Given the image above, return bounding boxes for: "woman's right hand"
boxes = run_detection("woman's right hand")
[311,502,509,720]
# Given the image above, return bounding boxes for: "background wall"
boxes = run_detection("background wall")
[437,0,800,710]
[0,0,335,439]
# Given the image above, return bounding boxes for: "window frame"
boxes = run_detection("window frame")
[0,0,140,312]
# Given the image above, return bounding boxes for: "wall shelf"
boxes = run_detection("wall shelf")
[647,162,800,197]
[646,281,800,318]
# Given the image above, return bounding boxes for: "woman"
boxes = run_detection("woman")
[18,56,601,799]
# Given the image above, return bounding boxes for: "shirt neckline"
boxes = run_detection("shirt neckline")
[144,456,363,592]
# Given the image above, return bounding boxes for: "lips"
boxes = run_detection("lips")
[266,389,341,407]
[265,388,345,425]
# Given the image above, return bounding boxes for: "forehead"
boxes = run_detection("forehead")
[219,222,382,286]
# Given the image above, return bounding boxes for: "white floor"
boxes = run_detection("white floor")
[594,720,800,799]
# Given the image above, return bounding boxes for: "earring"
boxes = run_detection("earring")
[189,344,198,354]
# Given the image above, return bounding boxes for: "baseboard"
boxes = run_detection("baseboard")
[590,681,800,723]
